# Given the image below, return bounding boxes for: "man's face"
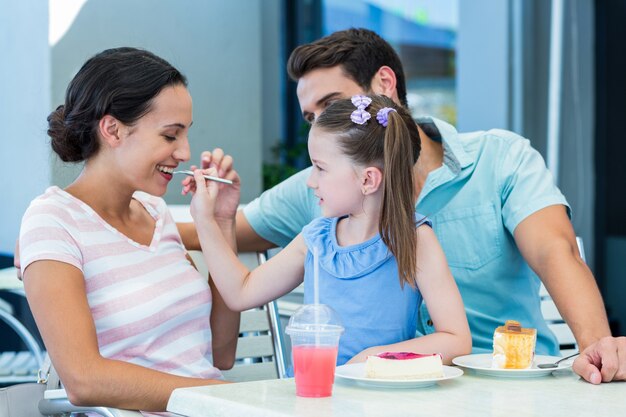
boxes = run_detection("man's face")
[296,66,368,124]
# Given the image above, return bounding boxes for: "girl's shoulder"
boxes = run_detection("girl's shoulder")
[302,217,392,279]
[301,216,335,248]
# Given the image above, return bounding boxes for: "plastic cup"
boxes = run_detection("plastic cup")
[285,304,344,397]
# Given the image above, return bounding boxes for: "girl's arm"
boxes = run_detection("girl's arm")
[190,168,307,312]
[347,225,472,365]
[195,219,307,312]
[208,218,240,370]
[23,260,226,412]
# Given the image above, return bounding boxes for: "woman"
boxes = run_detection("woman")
[18,47,240,415]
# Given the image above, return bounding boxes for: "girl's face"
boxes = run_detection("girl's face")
[115,84,193,196]
[306,127,365,217]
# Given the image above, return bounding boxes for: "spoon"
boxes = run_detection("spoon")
[173,170,233,185]
[537,352,579,369]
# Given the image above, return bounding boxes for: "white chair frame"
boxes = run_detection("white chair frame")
[0,287,45,385]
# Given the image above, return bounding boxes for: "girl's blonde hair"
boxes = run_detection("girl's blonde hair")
[313,95,421,287]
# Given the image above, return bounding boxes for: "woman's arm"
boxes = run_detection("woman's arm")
[23,260,226,412]
[347,225,471,365]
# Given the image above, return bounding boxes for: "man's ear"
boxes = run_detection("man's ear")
[361,166,383,195]
[98,115,124,148]
[371,66,398,100]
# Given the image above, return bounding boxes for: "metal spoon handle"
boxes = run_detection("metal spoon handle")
[173,170,233,185]
[554,352,579,365]
[537,352,579,368]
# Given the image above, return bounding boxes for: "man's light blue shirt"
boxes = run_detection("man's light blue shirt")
[244,117,570,355]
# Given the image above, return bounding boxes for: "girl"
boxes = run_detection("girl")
[190,95,471,366]
[19,47,240,414]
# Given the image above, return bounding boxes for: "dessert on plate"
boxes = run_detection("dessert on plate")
[365,352,444,379]
[492,320,537,369]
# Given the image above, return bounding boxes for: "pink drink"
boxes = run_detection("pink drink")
[292,345,338,397]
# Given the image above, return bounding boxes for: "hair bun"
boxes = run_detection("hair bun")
[48,105,84,162]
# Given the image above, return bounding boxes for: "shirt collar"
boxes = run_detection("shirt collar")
[415,116,474,173]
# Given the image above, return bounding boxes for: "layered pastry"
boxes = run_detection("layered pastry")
[365,352,444,379]
[492,320,537,369]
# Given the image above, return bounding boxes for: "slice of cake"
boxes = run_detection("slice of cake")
[365,352,444,379]
[492,320,537,369]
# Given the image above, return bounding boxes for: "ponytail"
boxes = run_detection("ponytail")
[380,110,419,288]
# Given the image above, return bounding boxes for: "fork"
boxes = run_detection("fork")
[173,170,233,185]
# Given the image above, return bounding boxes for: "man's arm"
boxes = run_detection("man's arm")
[177,222,201,251]
[514,204,625,383]
[176,210,277,253]
[234,210,278,252]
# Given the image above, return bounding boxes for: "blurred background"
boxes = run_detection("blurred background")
[0,0,624,372]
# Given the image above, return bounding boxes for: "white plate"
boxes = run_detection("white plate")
[334,363,463,389]
[452,354,572,377]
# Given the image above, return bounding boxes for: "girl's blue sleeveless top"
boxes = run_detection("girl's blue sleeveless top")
[302,214,431,365]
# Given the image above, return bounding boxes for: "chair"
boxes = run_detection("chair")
[220,303,285,382]
[539,237,585,355]
[0,303,44,384]
[0,268,45,385]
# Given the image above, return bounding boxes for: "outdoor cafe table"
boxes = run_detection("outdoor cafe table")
[167,368,625,417]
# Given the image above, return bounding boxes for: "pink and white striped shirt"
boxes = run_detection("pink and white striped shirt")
[20,186,222,385]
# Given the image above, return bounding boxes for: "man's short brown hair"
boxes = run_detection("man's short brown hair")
[287,28,408,107]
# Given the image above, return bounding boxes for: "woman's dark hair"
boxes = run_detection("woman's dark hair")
[313,95,420,287]
[48,47,187,162]
[287,28,408,107]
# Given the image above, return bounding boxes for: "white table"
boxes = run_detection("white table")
[167,369,625,417]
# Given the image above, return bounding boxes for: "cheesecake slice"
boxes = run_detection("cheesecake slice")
[365,352,444,379]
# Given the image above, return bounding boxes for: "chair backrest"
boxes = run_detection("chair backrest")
[220,306,280,382]
[0,280,44,386]
[539,237,585,355]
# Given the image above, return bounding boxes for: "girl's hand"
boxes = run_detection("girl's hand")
[197,149,240,221]
[181,148,234,195]
[188,167,218,223]
[188,166,240,224]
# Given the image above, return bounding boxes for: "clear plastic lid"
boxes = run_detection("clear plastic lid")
[285,304,344,336]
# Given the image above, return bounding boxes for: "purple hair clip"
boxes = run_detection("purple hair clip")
[351,95,372,109]
[350,95,373,125]
[351,109,371,125]
[376,107,396,127]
